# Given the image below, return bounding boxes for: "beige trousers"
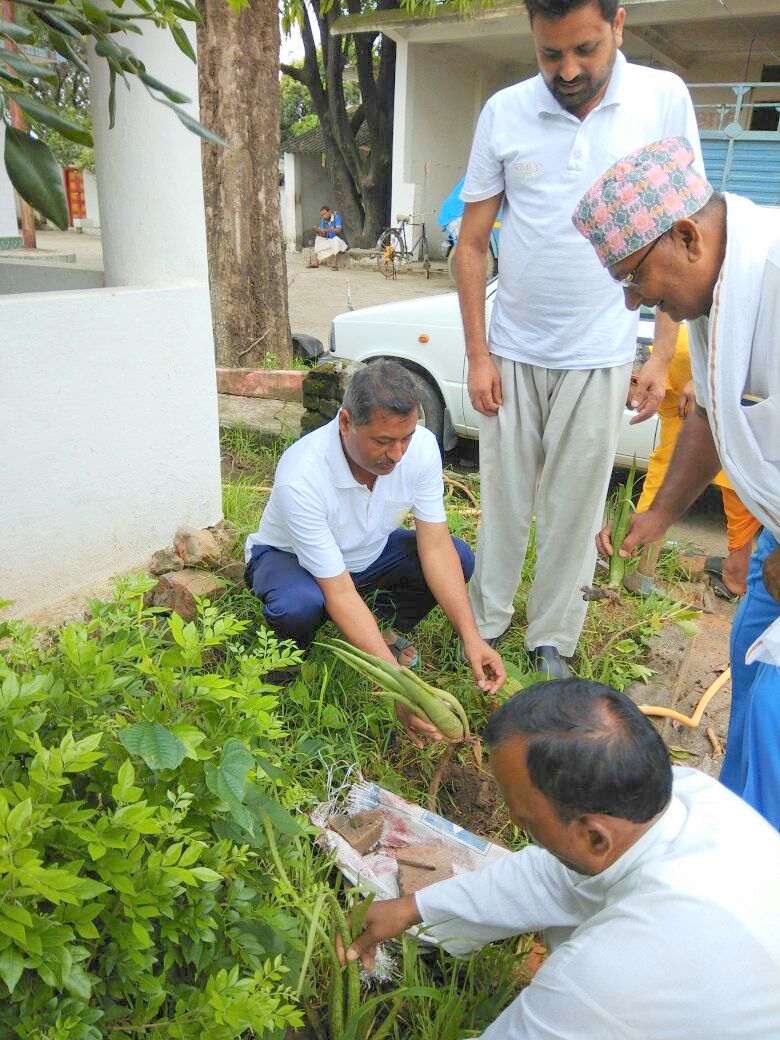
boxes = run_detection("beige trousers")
[469,356,633,657]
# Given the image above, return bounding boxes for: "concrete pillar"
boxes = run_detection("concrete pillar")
[390,39,419,226]
[0,124,22,248]
[87,23,208,285]
[282,152,303,250]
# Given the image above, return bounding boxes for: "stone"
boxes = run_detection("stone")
[173,526,222,567]
[149,547,184,576]
[146,569,226,620]
[318,398,340,419]
[216,559,246,583]
[216,367,304,403]
[302,384,321,410]
[396,845,453,895]
[300,411,327,436]
[328,810,385,855]
[207,519,238,553]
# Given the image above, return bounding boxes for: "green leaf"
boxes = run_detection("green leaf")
[170,723,206,760]
[169,22,196,62]
[0,947,24,995]
[0,68,24,88]
[321,703,346,729]
[246,786,302,837]
[212,739,253,803]
[1,50,59,84]
[159,96,229,148]
[4,127,69,230]
[0,19,35,42]
[10,92,93,147]
[108,68,116,128]
[119,723,186,771]
[62,962,91,1001]
[138,71,190,104]
[204,739,254,833]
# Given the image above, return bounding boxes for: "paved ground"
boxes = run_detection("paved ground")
[286,248,452,346]
[35,228,104,267]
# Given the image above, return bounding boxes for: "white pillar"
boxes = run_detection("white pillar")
[0,124,22,246]
[87,23,208,285]
[282,151,303,250]
[390,39,418,225]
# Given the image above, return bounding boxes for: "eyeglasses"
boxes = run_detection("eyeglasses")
[614,234,663,288]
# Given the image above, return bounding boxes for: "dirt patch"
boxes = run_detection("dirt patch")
[436,760,510,839]
[624,592,737,776]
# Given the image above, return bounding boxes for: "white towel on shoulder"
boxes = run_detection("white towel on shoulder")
[703,194,780,539]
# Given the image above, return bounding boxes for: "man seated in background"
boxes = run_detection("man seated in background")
[308,204,348,270]
[341,680,780,1038]
[245,361,505,743]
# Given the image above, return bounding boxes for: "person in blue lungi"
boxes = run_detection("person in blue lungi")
[575,140,780,828]
[721,546,780,829]
[245,360,506,744]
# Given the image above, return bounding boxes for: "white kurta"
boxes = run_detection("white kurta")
[416,768,780,1039]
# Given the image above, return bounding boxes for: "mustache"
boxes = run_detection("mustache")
[554,76,590,89]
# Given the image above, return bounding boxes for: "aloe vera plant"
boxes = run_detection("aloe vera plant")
[316,639,470,741]
[582,458,638,604]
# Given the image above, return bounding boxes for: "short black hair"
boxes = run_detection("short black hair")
[484,679,672,823]
[524,0,619,22]
[320,205,332,212]
[341,361,419,426]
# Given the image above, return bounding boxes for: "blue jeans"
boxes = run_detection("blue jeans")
[720,528,780,824]
[246,528,475,648]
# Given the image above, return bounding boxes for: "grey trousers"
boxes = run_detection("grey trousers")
[468,356,633,656]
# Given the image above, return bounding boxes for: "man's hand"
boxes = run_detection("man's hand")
[394,702,444,748]
[336,896,422,970]
[463,638,506,695]
[628,355,668,424]
[677,378,696,420]
[467,355,503,417]
[597,508,671,560]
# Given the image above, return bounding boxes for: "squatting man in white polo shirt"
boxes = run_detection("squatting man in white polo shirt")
[339,680,780,1039]
[245,361,506,744]
[456,0,702,679]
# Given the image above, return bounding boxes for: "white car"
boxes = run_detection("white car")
[328,279,659,468]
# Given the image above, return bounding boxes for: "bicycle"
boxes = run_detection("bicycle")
[376,212,434,279]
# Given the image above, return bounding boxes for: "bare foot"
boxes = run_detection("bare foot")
[382,630,418,668]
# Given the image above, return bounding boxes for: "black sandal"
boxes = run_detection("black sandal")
[703,556,742,602]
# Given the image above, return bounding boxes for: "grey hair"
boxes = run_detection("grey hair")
[341,361,419,426]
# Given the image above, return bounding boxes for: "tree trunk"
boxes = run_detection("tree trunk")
[196,0,292,368]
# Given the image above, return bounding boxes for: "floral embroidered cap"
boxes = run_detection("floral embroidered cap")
[572,136,713,268]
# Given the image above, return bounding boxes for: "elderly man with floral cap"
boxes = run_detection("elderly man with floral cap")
[573,135,780,826]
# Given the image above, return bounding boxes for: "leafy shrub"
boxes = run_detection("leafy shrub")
[0,577,309,1039]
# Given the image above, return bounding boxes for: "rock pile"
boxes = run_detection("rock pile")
[145,522,244,620]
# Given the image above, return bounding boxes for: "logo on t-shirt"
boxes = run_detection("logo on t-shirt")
[512,161,542,178]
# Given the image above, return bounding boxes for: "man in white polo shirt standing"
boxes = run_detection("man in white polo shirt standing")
[245,361,505,743]
[458,0,702,677]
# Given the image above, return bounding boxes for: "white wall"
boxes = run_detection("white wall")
[0,124,20,243]
[391,42,518,252]
[0,284,222,618]
[83,170,101,227]
[0,19,222,621]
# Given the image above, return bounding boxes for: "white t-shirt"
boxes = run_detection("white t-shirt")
[462,51,702,370]
[244,417,447,578]
[416,768,780,1039]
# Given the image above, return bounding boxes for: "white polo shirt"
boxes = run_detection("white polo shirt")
[416,768,780,1039]
[244,417,447,578]
[462,51,702,370]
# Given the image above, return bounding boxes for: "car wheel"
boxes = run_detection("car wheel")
[447,243,497,286]
[404,369,445,447]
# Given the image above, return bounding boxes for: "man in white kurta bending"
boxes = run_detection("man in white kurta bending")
[457,0,701,677]
[341,680,780,1038]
